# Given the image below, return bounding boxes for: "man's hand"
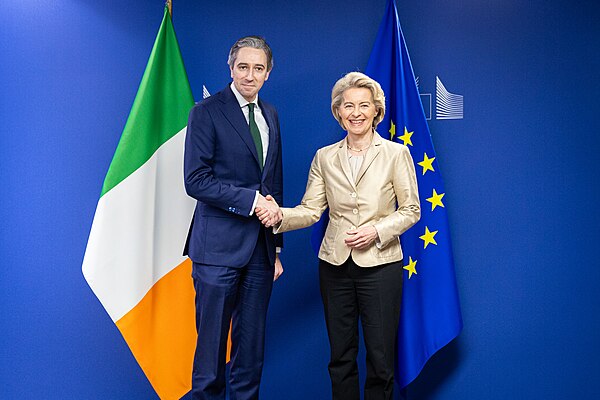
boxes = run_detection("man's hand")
[274,255,283,281]
[255,194,282,227]
[344,226,379,250]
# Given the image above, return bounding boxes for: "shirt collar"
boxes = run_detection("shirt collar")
[230,82,259,108]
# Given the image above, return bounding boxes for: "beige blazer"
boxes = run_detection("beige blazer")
[275,132,420,267]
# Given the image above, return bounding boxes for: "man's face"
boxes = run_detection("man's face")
[230,47,270,102]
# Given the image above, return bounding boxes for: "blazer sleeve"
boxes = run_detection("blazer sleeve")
[271,110,284,248]
[184,103,256,215]
[373,145,421,247]
[274,150,328,233]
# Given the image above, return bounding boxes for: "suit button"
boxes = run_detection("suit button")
[351,192,357,198]
[352,208,358,214]
[350,226,356,230]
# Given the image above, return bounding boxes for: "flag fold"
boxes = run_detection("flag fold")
[365,0,463,388]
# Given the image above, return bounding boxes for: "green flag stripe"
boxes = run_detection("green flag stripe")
[101,7,194,197]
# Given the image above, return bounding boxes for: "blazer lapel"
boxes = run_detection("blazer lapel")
[355,133,382,186]
[336,139,356,190]
[219,86,261,166]
[260,99,277,176]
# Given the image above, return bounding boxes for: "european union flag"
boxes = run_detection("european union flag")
[365,0,463,388]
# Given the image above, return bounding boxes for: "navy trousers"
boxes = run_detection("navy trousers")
[191,231,274,400]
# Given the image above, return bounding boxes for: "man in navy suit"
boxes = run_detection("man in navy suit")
[183,36,283,400]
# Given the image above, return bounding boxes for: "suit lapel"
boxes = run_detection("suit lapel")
[355,133,382,186]
[218,86,261,167]
[260,99,276,176]
[336,139,356,190]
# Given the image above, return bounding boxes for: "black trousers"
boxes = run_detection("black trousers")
[319,257,403,400]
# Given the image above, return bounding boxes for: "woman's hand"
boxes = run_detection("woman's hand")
[344,226,379,250]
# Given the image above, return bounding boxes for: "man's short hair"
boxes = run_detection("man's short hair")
[228,36,273,71]
[331,72,386,129]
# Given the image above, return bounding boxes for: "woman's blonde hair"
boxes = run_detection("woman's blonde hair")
[331,72,385,129]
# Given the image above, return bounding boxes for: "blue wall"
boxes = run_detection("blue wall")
[1,0,599,398]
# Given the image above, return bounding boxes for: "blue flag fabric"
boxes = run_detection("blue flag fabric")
[364,0,462,388]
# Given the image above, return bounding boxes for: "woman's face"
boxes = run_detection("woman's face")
[338,87,377,137]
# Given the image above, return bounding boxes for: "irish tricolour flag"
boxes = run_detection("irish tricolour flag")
[82,7,196,399]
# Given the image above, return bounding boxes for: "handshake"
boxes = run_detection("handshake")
[255,194,283,228]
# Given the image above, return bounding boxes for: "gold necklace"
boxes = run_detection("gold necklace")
[346,137,372,152]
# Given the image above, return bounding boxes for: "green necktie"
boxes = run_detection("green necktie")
[247,103,263,170]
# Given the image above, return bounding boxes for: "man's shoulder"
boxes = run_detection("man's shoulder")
[195,86,230,108]
[189,88,232,121]
[258,96,278,113]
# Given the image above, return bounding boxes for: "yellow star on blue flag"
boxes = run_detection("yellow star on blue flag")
[398,126,414,146]
[426,188,445,211]
[403,256,418,279]
[417,153,435,175]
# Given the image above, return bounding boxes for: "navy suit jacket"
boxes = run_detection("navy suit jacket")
[183,85,283,268]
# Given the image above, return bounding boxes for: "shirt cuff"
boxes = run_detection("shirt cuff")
[276,247,282,254]
[374,226,383,249]
[249,191,259,216]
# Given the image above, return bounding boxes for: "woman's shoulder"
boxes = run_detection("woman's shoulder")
[315,138,345,157]
[374,131,410,154]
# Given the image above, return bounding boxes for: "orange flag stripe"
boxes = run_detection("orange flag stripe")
[115,258,233,399]
[116,259,196,399]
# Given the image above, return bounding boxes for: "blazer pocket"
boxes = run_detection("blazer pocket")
[371,240,401,259]
[321,222,339,255]
[203,216,247,257]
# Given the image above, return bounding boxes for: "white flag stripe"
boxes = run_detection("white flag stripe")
[82,127,195,321]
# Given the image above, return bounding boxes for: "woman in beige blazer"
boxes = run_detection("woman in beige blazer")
[258,72,420,400]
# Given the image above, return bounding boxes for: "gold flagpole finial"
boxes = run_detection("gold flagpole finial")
[166,0,172,16]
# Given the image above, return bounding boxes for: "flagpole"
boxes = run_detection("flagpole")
[166,0,172,17]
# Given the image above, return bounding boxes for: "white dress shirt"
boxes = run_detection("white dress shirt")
[230,84,280,255]
[230,83,269,163]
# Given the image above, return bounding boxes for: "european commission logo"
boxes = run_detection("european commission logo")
[416,76,463,120]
